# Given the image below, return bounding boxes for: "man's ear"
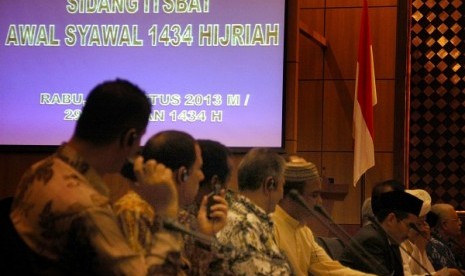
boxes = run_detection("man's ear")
[266,177,276,190]
[262,176,275,195]
[386,212,397,225]
[176,166,189,184]
[121,128,137,147]
[440,219,449,230]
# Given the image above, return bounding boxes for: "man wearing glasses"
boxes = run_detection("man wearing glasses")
[427,203,464,273]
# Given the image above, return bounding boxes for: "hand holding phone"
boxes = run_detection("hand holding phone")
[206,184,221,219]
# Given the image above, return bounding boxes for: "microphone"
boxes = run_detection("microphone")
[408,222,429,241]
[314,204,332,221]
[288,189,390,275]
[289,190,319,217]
[407,223,465,276]
[162,218,216,246]
[430,230,465,251]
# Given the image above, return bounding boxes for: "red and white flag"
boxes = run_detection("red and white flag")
[353,0,377,186]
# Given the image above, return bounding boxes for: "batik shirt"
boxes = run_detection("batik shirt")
[183,204,234,276]
[426,233,463,270]
[216,194,293,275]
[10,144,181,275]
[114,192,227,275]
[114,190,189,275]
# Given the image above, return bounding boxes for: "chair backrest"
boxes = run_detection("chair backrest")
[315,236,346,260]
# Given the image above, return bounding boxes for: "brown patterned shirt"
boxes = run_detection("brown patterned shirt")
[10,144,181,275]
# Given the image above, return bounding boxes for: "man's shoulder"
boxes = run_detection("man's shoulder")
[221,203,251,231]
[218,202,264,240]
[427,236,448,252]
[351,224,385,245]
[113,191,154,218]
[16,155,109,212]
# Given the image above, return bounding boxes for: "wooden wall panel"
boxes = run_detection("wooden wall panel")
[297,81,323,151]
[374,80,395,152]
[285,62,299,152]
[300,0,325,9]
[327,0,398,8]
[284,0,300,153]
[299,9,325,80]
[324,6,397,80]
[324,9,359,80]
[322,152,360,224]
[369,7,397,79]
[297,152,322,170]
[309,149,394,224]
[303,0,397,9]
[322,80,354,151]
[322,80,397,153]
[364,152,395,199]
[298,0,400,228]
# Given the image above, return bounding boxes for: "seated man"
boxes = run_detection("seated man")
[426,203,464,272]
[273,155,375,275]
[192,139,234,210]
[361,179,405,226]
[186,139,235,275]
[216,148,292,275]
[400,189,452,276]
[401,190,461,276]
[10,79,182,275]
[339,190,423,276]
[113,130,229,275]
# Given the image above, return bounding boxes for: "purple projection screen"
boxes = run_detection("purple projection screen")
[0,0,286,148]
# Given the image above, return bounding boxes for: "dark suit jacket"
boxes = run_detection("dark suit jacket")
[339,223,404,276]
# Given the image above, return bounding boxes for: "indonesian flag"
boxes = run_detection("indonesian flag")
[353,0,377,186]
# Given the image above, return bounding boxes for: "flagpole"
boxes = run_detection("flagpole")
[360,173,366,225]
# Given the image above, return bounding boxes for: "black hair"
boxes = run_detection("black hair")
[142,130,196,171]
[238,148,285,191]
[426,211,439,228]
[371,179,405,202]
[197,139,232,188]
[74,79,151,145]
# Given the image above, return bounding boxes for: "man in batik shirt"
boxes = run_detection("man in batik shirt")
[216,148,293,275]
[114,130,229,275]
[10,79,182,275]
[183,139,236,275]
[426,203,464,273]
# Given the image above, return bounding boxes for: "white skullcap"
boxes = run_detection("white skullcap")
[405,189,431,217]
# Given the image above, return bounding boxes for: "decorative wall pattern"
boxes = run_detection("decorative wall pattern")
[409,0,465,209]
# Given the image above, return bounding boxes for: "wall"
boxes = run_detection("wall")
[290,0,401,230]
[408,0,465,209]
